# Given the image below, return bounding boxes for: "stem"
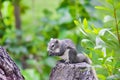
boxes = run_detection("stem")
[113,7,120,45]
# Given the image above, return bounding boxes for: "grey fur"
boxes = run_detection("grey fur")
[47,38,91,64]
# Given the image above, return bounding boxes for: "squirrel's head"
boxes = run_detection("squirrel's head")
[47,38,60,56]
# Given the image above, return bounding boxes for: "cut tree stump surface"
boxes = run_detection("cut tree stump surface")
[49,61,97,80]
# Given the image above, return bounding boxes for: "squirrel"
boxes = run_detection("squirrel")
[47,38,98,80]
[47,38,91,64]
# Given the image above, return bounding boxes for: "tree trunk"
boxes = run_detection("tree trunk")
[49,61,98,80]
[13,0,22,40]
[0,46,24,80]
[13,0,21,30]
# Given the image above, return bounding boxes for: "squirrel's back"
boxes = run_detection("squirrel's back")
[60,39,76,50]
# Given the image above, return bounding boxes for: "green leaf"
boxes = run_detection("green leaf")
[22,69,41,80]
[98,74,106,80]
[95,6,110,11]
[81,39,94,48]
[99,28,117,40]
[107,30,117,40]
[102,47,106,57]
[99,29,110,36]
[79,28,87,36]
[74,20,79,26]
[106,56,113,62]
[83,18,88,29]
[116,3,120,9]
[106,0,113,4]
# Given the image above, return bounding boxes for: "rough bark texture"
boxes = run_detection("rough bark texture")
[0,46,24,80]
[49,61,97,80]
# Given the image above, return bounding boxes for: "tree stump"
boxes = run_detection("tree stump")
[49,61,98,80]
[0,46,24,80]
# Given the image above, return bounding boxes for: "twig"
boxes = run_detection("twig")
[113,6,120,45]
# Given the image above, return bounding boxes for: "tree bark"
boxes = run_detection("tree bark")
[13,0,21,30]
[49,61,98,80]
[0,46,24,80]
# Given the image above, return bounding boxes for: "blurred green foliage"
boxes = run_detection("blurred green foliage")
[0,0,120,80]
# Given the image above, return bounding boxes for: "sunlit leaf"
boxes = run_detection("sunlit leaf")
[22,69,41,80]
[116,3,120,9]
[106,56,113,62]
[74,20,79,26]
[81,39,94,49]
[107,30,118,40]
[79,28,87,36]
[95,6,110,11]
[98,74,106,80]
[106,0,113,4]
[99,28,110,36]
[93,27,99,34]
[99,28,117,40]
[81,39,90,47]
[83,18,88,29]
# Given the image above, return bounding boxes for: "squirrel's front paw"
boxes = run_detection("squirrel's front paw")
[57,60,65,63]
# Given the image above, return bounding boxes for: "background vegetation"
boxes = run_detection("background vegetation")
[0,0,120,80]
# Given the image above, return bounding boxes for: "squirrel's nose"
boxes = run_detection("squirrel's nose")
[49,54,52,56]
[49,53,54,56]
[48,50,53,56]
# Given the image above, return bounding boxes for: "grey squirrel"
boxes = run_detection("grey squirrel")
[47,38,98,80]
[47,38,91,64]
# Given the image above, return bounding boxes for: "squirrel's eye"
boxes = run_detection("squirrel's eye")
[51,44,54,48]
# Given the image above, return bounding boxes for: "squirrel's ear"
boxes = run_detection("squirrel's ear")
[50,38,53,41]
[55,39,59,43]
